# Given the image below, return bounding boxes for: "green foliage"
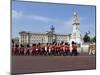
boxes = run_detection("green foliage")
[91,36,96,42]
[83,32,90,42]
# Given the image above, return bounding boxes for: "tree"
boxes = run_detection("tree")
[12,39,14,47]
[83,32,90,42]
[91,36,96,42]
[12,39,14,44]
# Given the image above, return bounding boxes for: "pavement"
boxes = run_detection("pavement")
[11,55,96,74]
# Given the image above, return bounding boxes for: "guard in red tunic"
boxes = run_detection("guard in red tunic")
[53,44,55,56]
[32,44,36,56]
[38,43,41,55]
[55,44,58,56]
[48,45,52,56]
[25,44,30,55]
[47,44,50,56]
[40,45,43,56]
[62,43,67,56]
[45,43,49,56]
[65,43,70,56]
[35,44,38,55]
[59,43,62,56]
[54,43,57,56]
[51,43,54,56]
[72,42,78,56]
[51,44,53,56]
[12,45,14,55]
[61,41,65,56]
[14,44,19,55]
[56,44,58,56]
[57,43,60,56]
[42,45,45,56]
[19,44,24,55]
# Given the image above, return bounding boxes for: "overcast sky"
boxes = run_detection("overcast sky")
[12,1,96,38]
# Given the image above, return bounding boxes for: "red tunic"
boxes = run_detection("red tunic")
[65,45,70,51]
[62,45,65,51]
[60,46,63,51]
[51,46,55,51]
[38,46,41,50]
[58,46,60,51]
[47,46,49,50]
[20,47,24,51]
[15,47,19,51]
[26,47,30,51]
[53,46,56,51]
[54,46,57,51]
[72,44,77,51]
[56,46,59,51]
[12,47,15,53]
[12,47,14,51]
[32,47,36,51]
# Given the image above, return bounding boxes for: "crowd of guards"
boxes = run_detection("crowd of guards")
[12,41,78,56]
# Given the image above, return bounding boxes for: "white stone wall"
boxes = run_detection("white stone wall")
[81,44,89,53]
[19,32,70,45]
[30,34,46,44]
[20,34,28,45]
[56,35,69,43]
[44,35,48,43]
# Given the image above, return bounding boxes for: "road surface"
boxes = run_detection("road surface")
[11,55,96,74]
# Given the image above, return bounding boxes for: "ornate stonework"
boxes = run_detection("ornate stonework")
[70,12,83,52]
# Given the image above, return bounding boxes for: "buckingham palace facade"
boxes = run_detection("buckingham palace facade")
[19,31,71,46]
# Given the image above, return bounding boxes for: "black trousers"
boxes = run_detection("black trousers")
[25,50,30,55]
[14,50,19,55]
[51,50,55,55]
[65,50,70,56]
[72,50,77,56]
[20,50,24,55]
